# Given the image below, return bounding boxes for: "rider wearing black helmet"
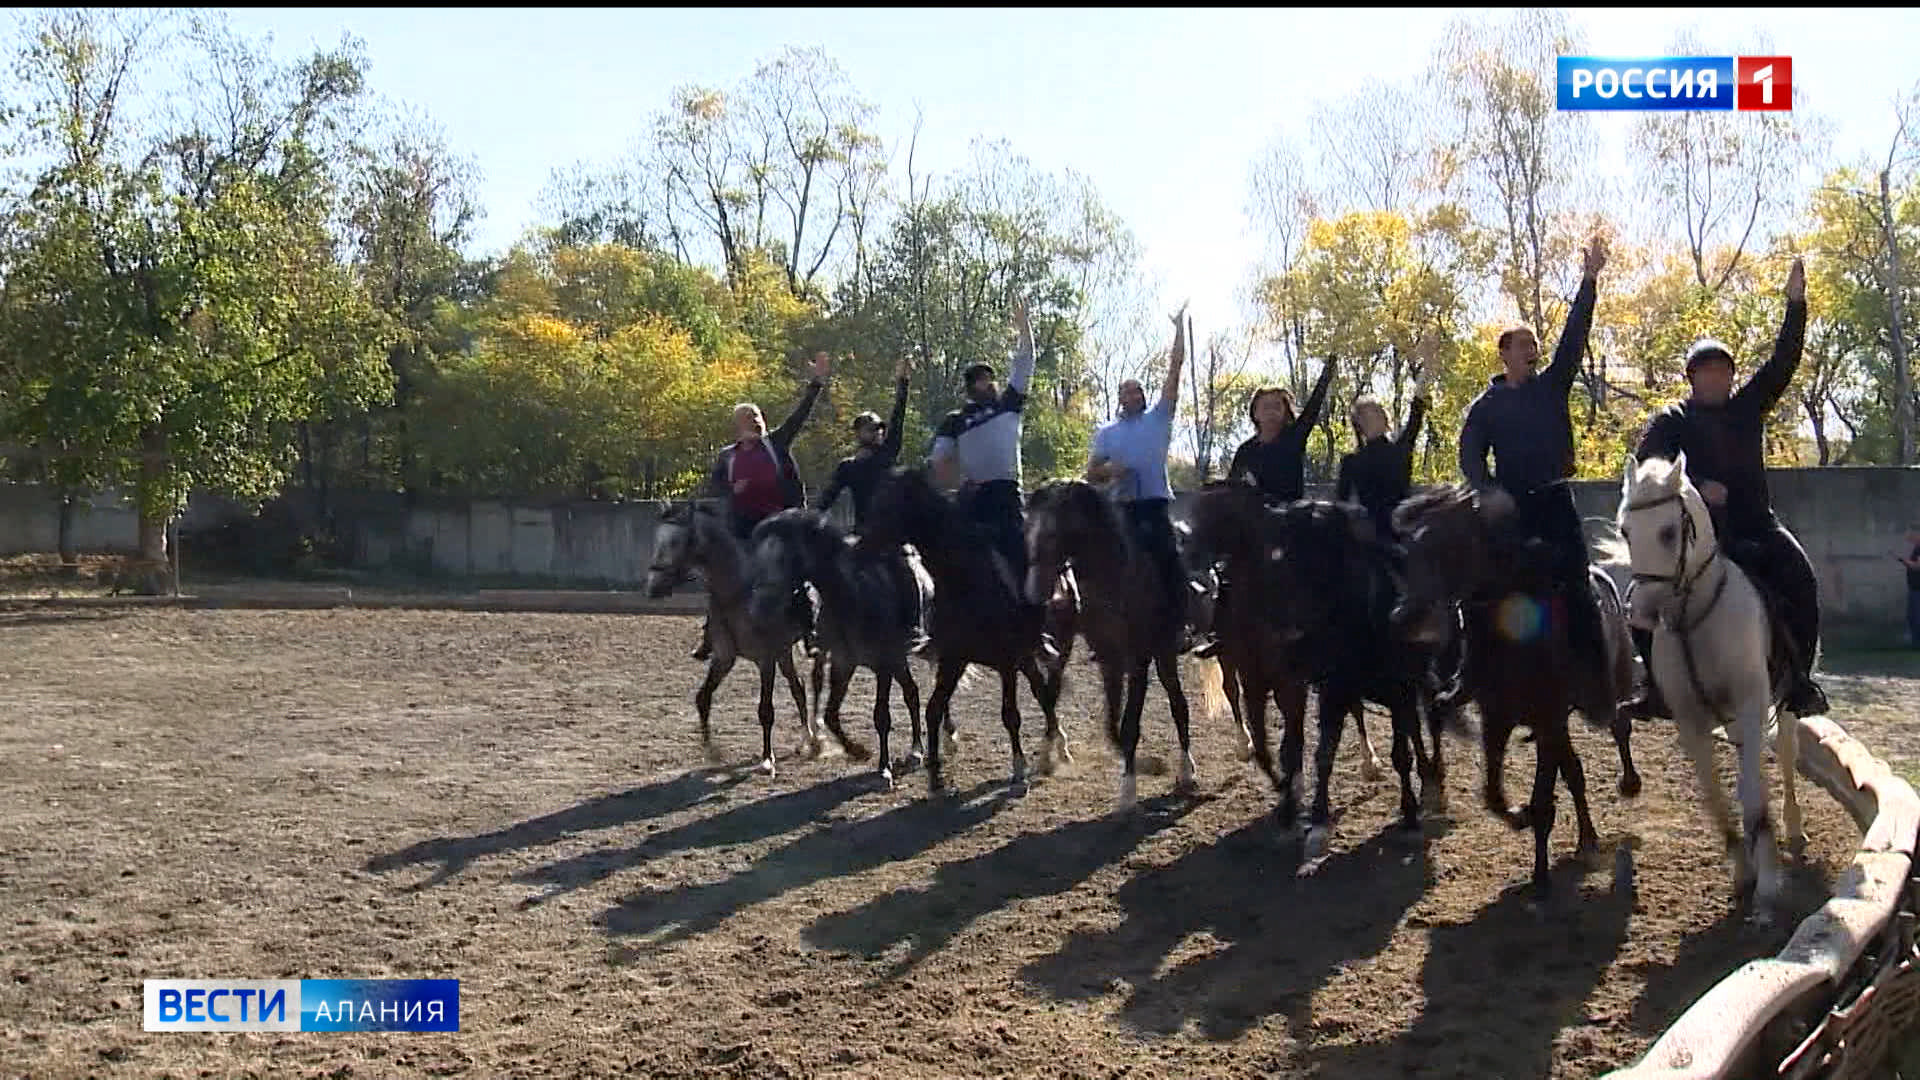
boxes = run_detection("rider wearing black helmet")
[817,353,926,650]
[1625,256,1827,719]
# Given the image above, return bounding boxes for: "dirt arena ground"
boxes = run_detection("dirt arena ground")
[1,605,1914,1079]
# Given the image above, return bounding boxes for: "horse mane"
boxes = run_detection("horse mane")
[1391,483,1475,536]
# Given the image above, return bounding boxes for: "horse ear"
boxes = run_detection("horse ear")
[1668,451,1688,489]
[1620,453,1637,494]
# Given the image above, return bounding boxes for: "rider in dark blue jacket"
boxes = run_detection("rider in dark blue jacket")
[1453,234,1616,730]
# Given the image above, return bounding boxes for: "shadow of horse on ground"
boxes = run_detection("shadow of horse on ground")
[803,794,1202,979]
[1020,814,1452,1043]
[598,781,1014,960]
[515,773,878,904]
[1306,853,1635,1079]
[363,766,751,888]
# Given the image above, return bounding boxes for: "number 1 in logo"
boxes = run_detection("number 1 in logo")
[1736,56,1792,111]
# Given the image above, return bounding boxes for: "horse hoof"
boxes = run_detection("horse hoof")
[1618,772,1643,799]
[757,757,777,778]
[702,740,726,765]
[903,748,925,769]
[1237,740,1255,764]
[1116,774,1137,814]
[845,741,872,764]
[1359,760,1385,783]
[1302,824,1331,866]
[878,767,895,791]
[1011,755,1029,785]
[942,731,960,757]
[1054,737,1075,767]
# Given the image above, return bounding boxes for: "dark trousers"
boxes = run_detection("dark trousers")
[1734,517,1821,675]
[1908,589,1920,649]
[1512,482,1610,678]
[959,480,1029,594]
[1122,498,1188,625]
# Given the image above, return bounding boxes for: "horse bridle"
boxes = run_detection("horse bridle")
[1622,489,1727,632]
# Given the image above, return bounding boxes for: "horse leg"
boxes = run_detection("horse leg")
[1155,649,1198,795]
[1098,659,1125,798]
[1424,684,1449,814]
[1114,660,1151,812]
[1241,674,1283,807]
[1733,701,1783,924]
[1388,695,1421,834]
[694,655,736,764]
[1481,709,1528,830]
[895,664,925,774]
[924,656,966,794]
[1611,711,1642,798]
[779,650,824,760]
[1001,666,1029,788]
[1675,718,1747,903]
[819,659,868,762]
[808,649,827,740]
[1353,705,1385,782]
[755,660,779,777]
[1301,686,1351,872]
[1021,655,1070,769]
[1525,722,1560,910]
[871,668,896,789]
[1777,709,1805,856]
[1223,660,1255,764]
[1277,680,1310,830]
[1548,719,1600,859]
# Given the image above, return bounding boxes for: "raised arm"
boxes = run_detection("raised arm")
[1157,302,1190,413]
[1731,257,1808,416]
[1398,344,1436,450]
[1543,235,1606,395]
[771,352,831,448]
[880,355,912,463]
[1007,296,1037,398]
[1297,357,1337,430]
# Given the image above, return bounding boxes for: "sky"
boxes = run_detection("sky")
[210,7,1920,340]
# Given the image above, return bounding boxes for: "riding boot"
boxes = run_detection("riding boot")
[1754,522,1829,716]
[1619,625,1673,720]
[691,617,712,661]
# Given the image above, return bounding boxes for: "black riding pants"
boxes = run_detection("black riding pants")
[1122,498,1188,624]
[960,480,1029,592]
[1512,482,1609,666]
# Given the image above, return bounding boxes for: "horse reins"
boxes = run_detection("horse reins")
[1623,488,1731,722]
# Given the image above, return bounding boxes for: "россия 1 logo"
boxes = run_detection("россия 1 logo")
[1557,56,1792,112]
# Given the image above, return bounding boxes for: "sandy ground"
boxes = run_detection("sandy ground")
[0,605,1913,1080]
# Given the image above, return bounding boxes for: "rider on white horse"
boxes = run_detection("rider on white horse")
[1622,256,1828,720]
[1451,233,1618,732]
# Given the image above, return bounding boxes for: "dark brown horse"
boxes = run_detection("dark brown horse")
[1392,485,1641,907]
[1183,484,1316,820]
[862,467,1072,792]
[1025,479,1200,811]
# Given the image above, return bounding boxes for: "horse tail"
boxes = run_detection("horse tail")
[1188,654,1228,724]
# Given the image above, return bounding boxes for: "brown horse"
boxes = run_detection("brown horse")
[1393,485,1641,907]
[1025,479,1201,811]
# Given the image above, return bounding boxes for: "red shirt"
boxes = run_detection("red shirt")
[729,440,786,520]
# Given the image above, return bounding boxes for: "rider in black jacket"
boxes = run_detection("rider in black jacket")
[1454,234,1616,731]
[1625,256,1827,719]
[1338,341,1435,542]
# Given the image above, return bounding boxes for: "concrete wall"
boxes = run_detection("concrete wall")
[4,470,1916,631]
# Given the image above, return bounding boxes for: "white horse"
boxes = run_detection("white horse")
[1614,452,1804,924]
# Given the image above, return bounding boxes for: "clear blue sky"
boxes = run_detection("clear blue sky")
[219,7,1920,335]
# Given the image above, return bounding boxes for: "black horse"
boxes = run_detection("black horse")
[1183,484,1316,817]
[1392,485,1641,906]
[1257,498,1447,872]
[749,509,930,789]
[646,499,819,776]
[1025,479,1199,811]
[862,467,1071,791]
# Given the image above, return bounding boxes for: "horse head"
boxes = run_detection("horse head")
[1184,482,1267,563]
[1264,500,1377,647]
[1390,485,1498,644]
[864,466,944,551]
[1618,451,1713,631]
[1023,478,1110,606]
[646,498,711,597]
